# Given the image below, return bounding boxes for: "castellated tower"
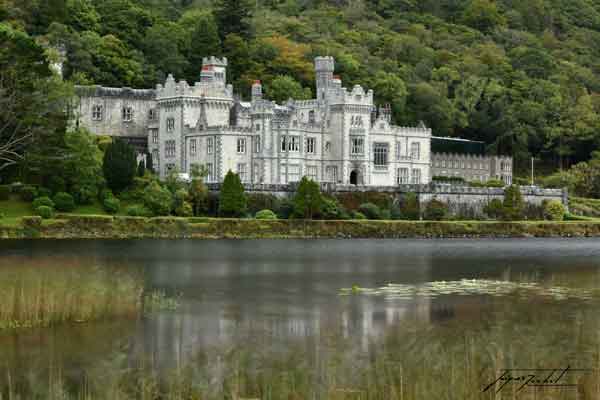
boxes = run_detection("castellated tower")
[314,56,335,101]
[251,80,263,102]
[201,56,228,85]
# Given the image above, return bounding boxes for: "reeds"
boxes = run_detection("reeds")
[0,263,143,329]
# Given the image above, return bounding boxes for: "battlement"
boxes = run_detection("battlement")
[293,99,320,108]
[156,74,233,100]
[314,56,334,72]
[75,85,156,100]
[202,56,228,67]
[432,152,510,161]
[328,85,374,105]
[390,125,432,137]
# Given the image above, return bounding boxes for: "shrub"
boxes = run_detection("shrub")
[423,199,448,221]
[47,176,66,194]
[143,181,173,216]
[219,171,247,217]
[277,198,295,219]
[53,192,75,212]
[483,199,504,219]
[100,188,114,201]
[71,184,98,205]
[175,201,193,217]
[503,185,524,220]
[380,209,391,220]
[0,185,10,200]
[468,181,485,187]
[390,203,403,220]
[320,197,350,220]
[103,139,137,193]
[126,204,152,217]
[20,185,37,202]
[543,200,566,221]
[36,205,54,219]
[293,177,323,219]
[352,211,366,220]
[103,196,121,214]
[37,187,52,198]
[400,192,420,220]
[255,209,277,220]
[32,196,54,210]
[247,193,281,215]
[485,179,505,188]
[359,203,382,220]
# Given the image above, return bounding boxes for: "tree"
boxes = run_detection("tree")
[214,0,252,40]
[143,181,173,216]
[188,164,209,216]
[137,159,146,177]
[103,139,137,193]
[293,176,323,219]
[503,184,525,220]
[185,12,221,82]
[266,75,312,103]
[219,170,246,217]
[461,0,506,33]
[62,128,104,204]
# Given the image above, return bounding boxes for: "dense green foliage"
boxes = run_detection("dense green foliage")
[6,0,600,174]
[293,176,322,218]
[503,184,525,220]
[219,170,246,217]
[255,209,277,219]
[423,199,448,220]
[543,199,566,221]
[53,191,75,211]
[102,139,137,193]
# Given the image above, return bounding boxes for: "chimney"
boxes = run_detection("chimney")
[252,80,262,102]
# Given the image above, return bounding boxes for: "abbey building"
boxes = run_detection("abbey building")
[74,56,512,186]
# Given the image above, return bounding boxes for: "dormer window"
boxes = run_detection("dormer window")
[92,105,103,121]
[122,106,133,122]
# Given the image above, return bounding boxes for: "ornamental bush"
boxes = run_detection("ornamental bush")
[255,209,277,219]
[352,211,367,220]
[503,185,524,220]
[36,205,54,219]
[219,170,247,217]
[483,198,504,220]
[143,181,173,216]
[423,199,448,221]
[175,201,193,217]
[543,200,566,221]
[103,196,121,214]
[53,192,75,212]
[400,192,420,220]
[32,196,54,210]
[20,185,37,202]
[320,197,350,220]
[37,187,52,198]
[359,202,382,220]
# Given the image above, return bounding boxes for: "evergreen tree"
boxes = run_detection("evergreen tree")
[503,184,525,221]
[219,170,246,217]
[214,0,252,40]
[137,159,146,177]
[185,12,221,82]
[102,139,137,193]
[292,176,323,219]
[146,152,154,173]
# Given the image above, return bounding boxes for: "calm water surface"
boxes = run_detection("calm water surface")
[2,238,600,397]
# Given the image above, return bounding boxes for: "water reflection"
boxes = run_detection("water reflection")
[1,238,600,394]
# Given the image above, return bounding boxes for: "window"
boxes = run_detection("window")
[166,117,175,132]
[306,137,315,154]
[92,105,103,121]
[373,143,389,167]
[288,165,300,182]
[397,168,409,184]
[442,160,446,168]
[308,110,315,124]
[152,129,158,144]
[410,142,420,160]
[288,136,300,152]
[351,115,363,126]
[148,109,156,121]
[254,136,261,153]
[206,163,214,181]
[280,136,287,152]
[190,139,197,156]
[151,149,158,170]
[326,166,338,182]
[165,140,176,158]
[306,166,318,180]
[411,168,421,184]
[237,163,247,182]
[351,137,364,155]
[395,142,401,160]
[207,137,214,154]
[253,163,261,182]
[255,123,261,131]
[325,141,331,153]
[122,106,133,122]
[237,138,246,154]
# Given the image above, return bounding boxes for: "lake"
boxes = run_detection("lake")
[1,238,600,399]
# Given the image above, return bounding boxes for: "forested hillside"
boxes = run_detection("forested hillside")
[3,0,600,171]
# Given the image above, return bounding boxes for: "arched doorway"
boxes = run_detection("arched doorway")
[350,170,359,185]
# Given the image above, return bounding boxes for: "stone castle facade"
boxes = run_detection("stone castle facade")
[74,56,512,186]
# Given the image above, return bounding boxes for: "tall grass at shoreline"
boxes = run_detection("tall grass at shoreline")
[0,263,143,329]
[2,298,600,399]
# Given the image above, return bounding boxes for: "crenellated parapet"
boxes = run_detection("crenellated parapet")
[328,84,374,106]
[390,125,432,138]
[75,85,156,100]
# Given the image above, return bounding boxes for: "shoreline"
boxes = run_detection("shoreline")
[1,215,600,239]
